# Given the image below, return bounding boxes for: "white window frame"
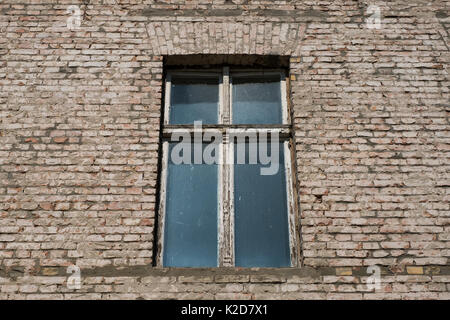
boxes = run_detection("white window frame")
[156,66,300,267]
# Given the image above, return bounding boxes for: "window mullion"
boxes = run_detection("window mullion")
[222,66,230,125]
[228,136,235,267]
[219,133,234,267]
[219,66,234,267]
[218,138,224,267]
[224,66,235,266]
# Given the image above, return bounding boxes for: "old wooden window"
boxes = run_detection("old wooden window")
[157,67,300,268]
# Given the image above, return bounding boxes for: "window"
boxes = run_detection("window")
[156,66,300,268]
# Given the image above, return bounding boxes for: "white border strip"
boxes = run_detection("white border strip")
[156,141,169,266]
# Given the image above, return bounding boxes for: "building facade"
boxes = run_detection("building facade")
[0,0,449,299]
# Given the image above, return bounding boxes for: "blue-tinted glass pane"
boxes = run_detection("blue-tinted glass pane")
[234,142,291,267]
[232,75,282,124]
[163,143,218,267]
[170,76,219,124]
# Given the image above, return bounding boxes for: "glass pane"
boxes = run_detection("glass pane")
[232,74,283,124]
[163,143,218,267]
[169,75,219,124]
[234,142,291,267]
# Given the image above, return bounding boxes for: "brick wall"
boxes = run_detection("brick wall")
[0,0,448,299]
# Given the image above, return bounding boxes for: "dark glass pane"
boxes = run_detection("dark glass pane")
[234,142,291,267]
[232,75,282,124]
[163,143,218,267]
[170,76,219,124]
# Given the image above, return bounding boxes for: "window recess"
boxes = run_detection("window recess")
[157,66,300,268]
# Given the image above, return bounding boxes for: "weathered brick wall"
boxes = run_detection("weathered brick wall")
[0,0,448,299]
